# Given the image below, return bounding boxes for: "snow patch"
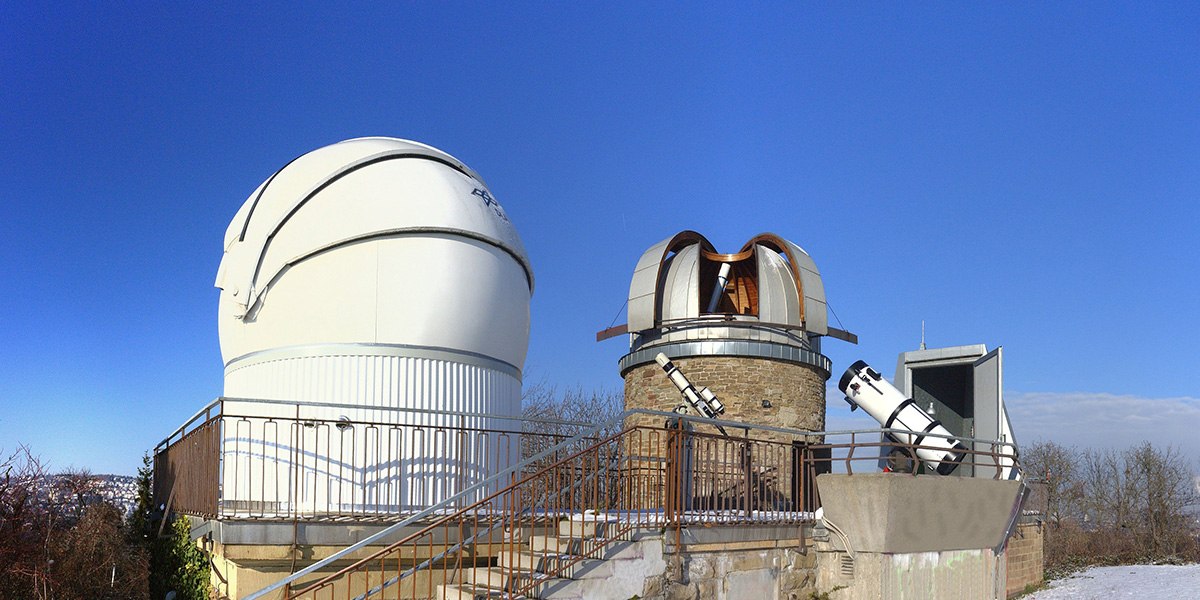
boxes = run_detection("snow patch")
[1025,564,1200,599]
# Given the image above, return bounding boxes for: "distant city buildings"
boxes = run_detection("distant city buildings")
[43,473,140,518]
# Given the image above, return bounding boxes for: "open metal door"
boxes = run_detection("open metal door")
[973,347,1003,442]
[973,347,1018,479]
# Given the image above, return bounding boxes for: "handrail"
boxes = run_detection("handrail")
[156,395,593,452]
[156,400,611,523]
[158,402,1018,522]
[656,315,809,333]
[156,400,1019,522]
[155,398,222,452]
[630,408,1019,453]
[159,398,1015,461]
[241,409,626,600]
[220,396,594,428]
[294,424,634,600]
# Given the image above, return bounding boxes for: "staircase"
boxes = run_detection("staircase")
[439,518,649,600]
[249,411,815,600]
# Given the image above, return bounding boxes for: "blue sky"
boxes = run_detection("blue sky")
[1,4,1197,475]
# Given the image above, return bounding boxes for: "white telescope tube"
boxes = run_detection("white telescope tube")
[838,360,967,476]
[706,262,732,313]
[698,387,725,416]
[654,353,726,420]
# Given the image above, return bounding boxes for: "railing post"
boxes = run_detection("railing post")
[663,415,695,548]
[911,437,919,477]
[742,428,752,519]
[664,420,679,524]
[846,431,854,475]
[456,414,466,510]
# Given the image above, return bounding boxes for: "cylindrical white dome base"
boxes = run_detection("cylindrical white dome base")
[221,349,521,516]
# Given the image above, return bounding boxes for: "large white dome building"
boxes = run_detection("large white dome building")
[213,137,533,513]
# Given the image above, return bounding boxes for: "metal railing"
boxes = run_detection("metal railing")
[153,398,598,522]
[232,408,1020,600]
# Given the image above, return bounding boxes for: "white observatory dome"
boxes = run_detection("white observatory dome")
[216,137,532,380]
[213,137,532,512]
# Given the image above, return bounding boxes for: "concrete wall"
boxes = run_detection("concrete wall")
[1004,522,1044,598]
[210,532,820,600]
[816,474,1022,553]
[200,519,558,599]
[204,515,1026,600]
[815,546,1003,600]
[207,539,404,600]
[810,473,1026,599]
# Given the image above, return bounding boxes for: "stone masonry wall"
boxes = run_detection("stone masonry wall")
[1004,522,1044,598]
[622,356,828,511]
[645,543,818,600]
[623,355,827,435]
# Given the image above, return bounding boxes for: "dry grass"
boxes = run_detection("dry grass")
[1044,521,1200,579]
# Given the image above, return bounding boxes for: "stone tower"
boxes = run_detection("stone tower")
[618,231,853,434]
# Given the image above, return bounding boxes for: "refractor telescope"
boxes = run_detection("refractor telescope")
[839,360,968,476]
[654,353,728,436]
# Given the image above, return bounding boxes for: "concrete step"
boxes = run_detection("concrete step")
[462,566,523,590]
[505,523,560,544]
[528,535,601,555]
[462,567,574,598]
[497,550,613,579]
[557,519,613,538]
[437,583,521,600]
[557,519,640,542]
[496,549,550,571]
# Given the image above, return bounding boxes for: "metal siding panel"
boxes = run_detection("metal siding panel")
[628,295,656,333]
[221,353,519,514]
[756,247,802,326]
[783,240,829,336]
[806,297,829,336]
[628,267,660,331]
[685,247,700,319]
[661,245,700,323]
[627,237,673,331]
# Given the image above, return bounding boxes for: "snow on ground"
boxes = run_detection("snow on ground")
[1026,564,1200,599]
